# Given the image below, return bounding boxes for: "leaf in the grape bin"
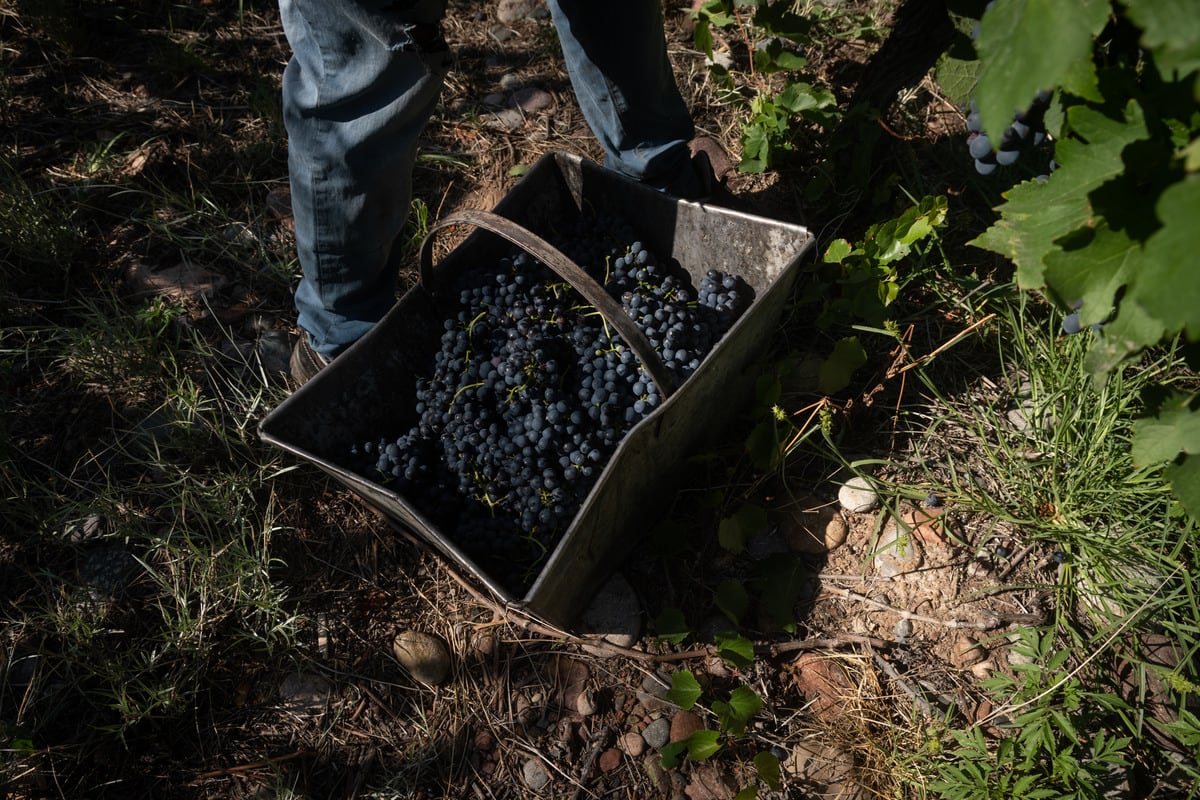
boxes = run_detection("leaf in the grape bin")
[714,578,749,625]
[1126,180,1200,340]
[754,750,783,791]
[818,336,867,395]
[666,670,702,710]
[1132,391,1200,466]
[971,102,1150,289]
[715,631,756,668]
[974,0,1109,143]
[654,607,690,645]
[718,504,768,554]
[507,164,529,177]
[1122,0,1200,94]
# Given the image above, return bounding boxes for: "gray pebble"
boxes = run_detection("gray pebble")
[522,758,551,790]
[642,717,670,749]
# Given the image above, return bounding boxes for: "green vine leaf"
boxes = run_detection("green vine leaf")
[974,0,1110,142]
[1132,392,1200,466]
[1122,0,1200,93]
[1125,178,1200,340]
[971,101,1151,288]
[818,336,867,395]
[753,749,783,791]
[714,631,756,669]
[718,504,768,554]
[714,578,750,625]
[654,607,690,645]
[712,685,763,735]
[666,670,703,710]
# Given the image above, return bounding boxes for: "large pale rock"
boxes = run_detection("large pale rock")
[392,630,451,686]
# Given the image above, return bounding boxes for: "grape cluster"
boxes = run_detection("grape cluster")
[966,1,1056,178]
[346,215,749,594]
[966,92,1054,176]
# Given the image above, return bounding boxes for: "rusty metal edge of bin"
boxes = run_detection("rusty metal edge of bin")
[259,150,815,629]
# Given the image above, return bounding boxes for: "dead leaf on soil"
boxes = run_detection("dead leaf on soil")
[125,259,228,304]
[786,652,858,723]
[685,763,735,800]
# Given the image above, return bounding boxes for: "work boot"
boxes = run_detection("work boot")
[289,334,329,386]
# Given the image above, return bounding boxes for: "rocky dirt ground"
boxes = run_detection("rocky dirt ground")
[2,0,1120,798]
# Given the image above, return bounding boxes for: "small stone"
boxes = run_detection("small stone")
[521,758,551,791]
[278,671,331,714]
[488,25,516,43]
[669,710,703,743]
[580,574,642,654]
[598,748,622,773]
[874,519,923,577]
[391,630,451,686]
[971,659,996,680]
[781,496,847,553]
[512,87,553,114]
[496,0,541,23]
[621,731,646,757]
[953,635,987,667]
[894,618,913,642]
[474,730,495,752]
[838,476,879,513]
[575,688,597,716]
[498,72,522,91]
[642,717,671,749]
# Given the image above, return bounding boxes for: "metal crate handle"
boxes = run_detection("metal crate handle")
[419,208,679,399]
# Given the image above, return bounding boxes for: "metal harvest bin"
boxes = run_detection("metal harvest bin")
[259,151,814,628]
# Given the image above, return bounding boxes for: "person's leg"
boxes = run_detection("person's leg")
[546,0,709,198]
[280,0,450,361]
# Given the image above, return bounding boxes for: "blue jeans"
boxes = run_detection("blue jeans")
[280,0,698,359]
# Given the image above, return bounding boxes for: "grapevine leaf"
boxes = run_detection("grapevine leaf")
[714,578,750,625]
[751,555,811,630]
[974,0,1110,142]
[754,750,783,791]
[971,102,1150,287]
[818,336,868,395]
[1131,392,1200,466]
[1166,455,1200,524]
[684,729,723,761]
[714,631,756,668]
[735,788,758,800]
[714,685,763,734]
[666,670,703,710]
[1083,298,1167,376]
[1123,0,1200,91]
[660,741,687,769]
[718,504,768,554]
[1043,223,1141,327]
[654,607,690,645]
[823,238,854,263]
[934,53,982,107]
[1125,179,1200,340]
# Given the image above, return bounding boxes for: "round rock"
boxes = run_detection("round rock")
[392,630,451,686]
[522,758,551,791]
[838,476,879,513]
[642,717,671,749]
